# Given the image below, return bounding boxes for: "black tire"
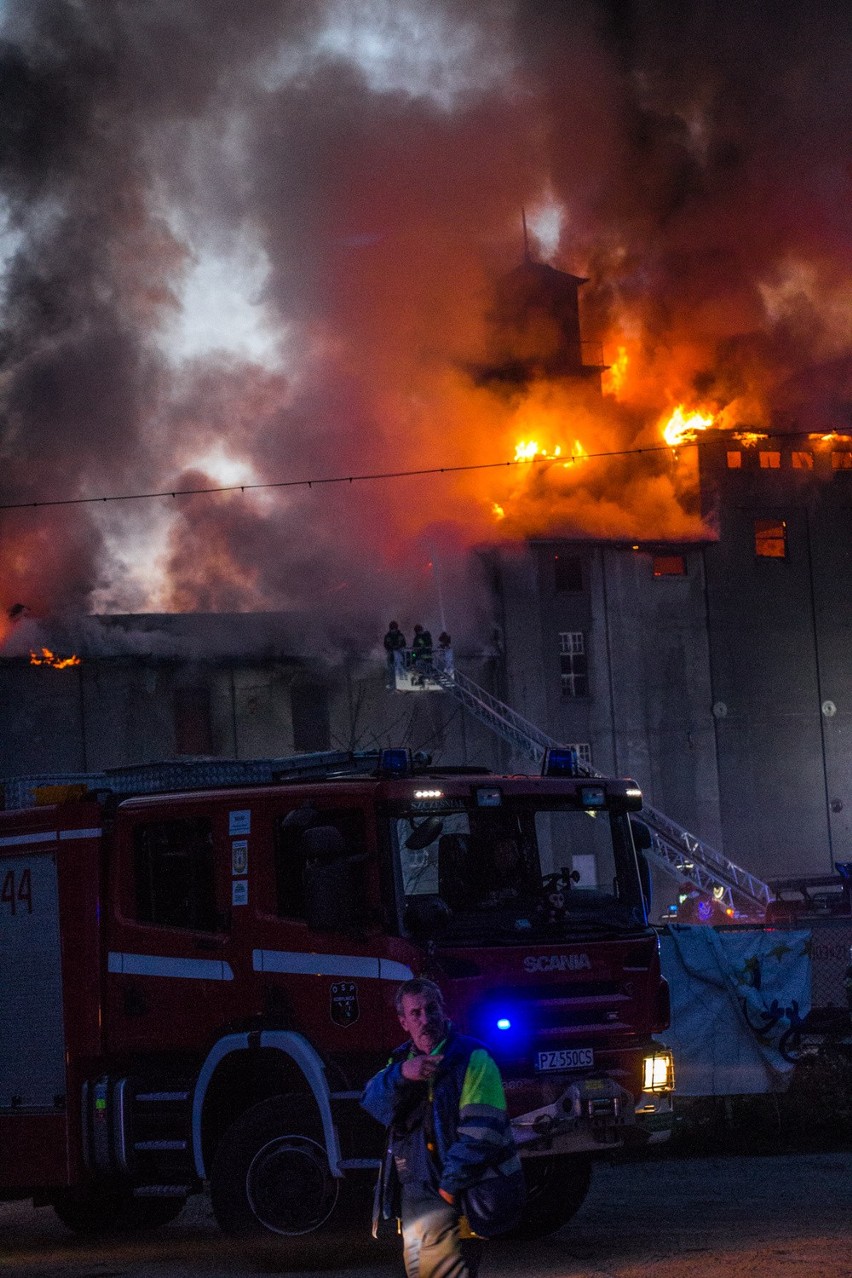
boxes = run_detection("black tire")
[508,1155,592,1240]
[210,1094,368,1256]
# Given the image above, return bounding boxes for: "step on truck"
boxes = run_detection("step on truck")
[0,747,673,1255]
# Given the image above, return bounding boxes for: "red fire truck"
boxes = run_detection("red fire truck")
[0,747,673,1251]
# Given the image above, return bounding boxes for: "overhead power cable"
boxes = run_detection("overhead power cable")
[0,429,843,514]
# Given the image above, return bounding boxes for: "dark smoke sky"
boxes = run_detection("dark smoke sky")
[1,0,850,649]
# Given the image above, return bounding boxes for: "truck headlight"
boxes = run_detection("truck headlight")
[642,1049,675,1093]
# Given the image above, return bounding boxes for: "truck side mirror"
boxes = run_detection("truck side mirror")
[630,819,652,915]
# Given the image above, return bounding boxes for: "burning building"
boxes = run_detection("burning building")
[2,3,851,892]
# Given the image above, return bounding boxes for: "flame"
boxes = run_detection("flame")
[514,438,585,465]
[662,405,716,448]
[30,647,81,669]
[491,502,505,520]
[732,430,768,447]
[602,345,629,397]
[810,431,852,445]
[514,440,543,461]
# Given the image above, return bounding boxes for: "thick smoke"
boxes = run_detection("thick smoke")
[1,0,850,649]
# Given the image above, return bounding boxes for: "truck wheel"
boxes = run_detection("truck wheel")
[210,1096,346,1243]
[510,1154,592,1240]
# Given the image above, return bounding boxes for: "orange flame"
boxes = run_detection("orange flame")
[30,647,81,669]
[662,405,716,447]
[732,430,768,447]
[602,344,629,397]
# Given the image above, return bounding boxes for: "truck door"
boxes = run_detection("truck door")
[0,845,66,1109]
[245,799,400,1078]
[105,806,239,1055]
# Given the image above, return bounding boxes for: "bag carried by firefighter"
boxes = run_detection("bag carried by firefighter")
[459,1158,526,1239]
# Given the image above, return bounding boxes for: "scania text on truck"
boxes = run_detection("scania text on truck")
[0,748,673,1253]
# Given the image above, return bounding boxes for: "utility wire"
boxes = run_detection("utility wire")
[0,429,843,514]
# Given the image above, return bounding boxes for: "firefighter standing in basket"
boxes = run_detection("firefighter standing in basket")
[361,978,524,1278]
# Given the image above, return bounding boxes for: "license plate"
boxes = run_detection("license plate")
[536,1048,594,1072]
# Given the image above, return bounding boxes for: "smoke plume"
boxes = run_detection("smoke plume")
[1,0,850,647]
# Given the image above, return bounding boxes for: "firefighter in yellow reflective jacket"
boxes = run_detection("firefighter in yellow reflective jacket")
[361,978,524,1278]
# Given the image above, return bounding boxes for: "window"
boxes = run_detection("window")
[792,451,813,470]
[831,451,852,470]
[291,683,330,752]
[554,553,583,592]
[726,451,742,469]
[754,518,787,559]
[274,807,366,922]
[652,554,686,577]
[559,631,588,697]
[174,686,213,756]
[759,451,781,469]
[133,817,219,931]
[567,742,592,767]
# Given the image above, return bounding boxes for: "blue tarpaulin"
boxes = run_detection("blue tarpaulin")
[659,925,811,1095]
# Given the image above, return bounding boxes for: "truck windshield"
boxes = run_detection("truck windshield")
[389,801,646,941]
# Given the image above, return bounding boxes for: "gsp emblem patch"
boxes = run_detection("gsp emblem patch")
[330,981,359,1027]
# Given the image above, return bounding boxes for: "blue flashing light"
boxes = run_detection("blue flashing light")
[543,747,579,778]
[379,748,411,777]
[496,1017,512,1031]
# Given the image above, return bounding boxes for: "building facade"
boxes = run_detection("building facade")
[493,432,852,884]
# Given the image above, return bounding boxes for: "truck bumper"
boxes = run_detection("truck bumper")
[511,1076,674,1157]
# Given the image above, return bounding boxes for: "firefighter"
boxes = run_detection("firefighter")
[434,631,454,674]
[384,621,407,686]
[412,624,433,666]
[361,978,524,1278]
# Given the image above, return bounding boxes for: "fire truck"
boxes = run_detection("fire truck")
[0,747,673,1252]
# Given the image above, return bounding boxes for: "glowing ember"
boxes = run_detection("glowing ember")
[662,406,716,448]
[30,648,81,669]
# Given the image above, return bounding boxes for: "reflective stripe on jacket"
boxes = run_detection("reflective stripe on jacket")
[360,1027,521,1229]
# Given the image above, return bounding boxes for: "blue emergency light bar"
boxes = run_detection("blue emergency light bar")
[379,748,412,777]
[542,747,579,778]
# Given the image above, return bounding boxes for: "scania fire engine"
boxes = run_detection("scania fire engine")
[0,747,673,1251]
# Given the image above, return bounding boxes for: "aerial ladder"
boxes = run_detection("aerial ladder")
[422,661,772,917]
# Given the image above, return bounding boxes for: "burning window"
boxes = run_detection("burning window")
[831,451,852,470]
[559,631,588,698]
[726,451,742,469]
[792,451,813,469]
[759,451,781,469]
[554,552,583,592]
[652,554,686,578]
[754,518,787,559]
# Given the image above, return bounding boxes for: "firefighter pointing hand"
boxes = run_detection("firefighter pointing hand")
[361,978,524,1278]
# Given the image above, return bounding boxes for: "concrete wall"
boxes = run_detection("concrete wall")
[0,642,503,782]
[492,438,852,887]
[701,438,852,877]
